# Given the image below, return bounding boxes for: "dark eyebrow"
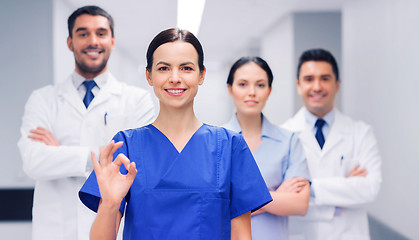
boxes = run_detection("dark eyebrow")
[321,74,333,78]
[180,62,195,66]
[156,61,170,66]
[97,28,109,32]
[236,79,248,82]
[75,27,87,33]
[75,27,109,33]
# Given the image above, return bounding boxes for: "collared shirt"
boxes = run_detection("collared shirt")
[72,70,109,99]
[71,70,111,171]
[223,114,310,240]
[304,108,335,140]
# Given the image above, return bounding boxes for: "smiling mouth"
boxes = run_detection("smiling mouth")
[166,89,186,94]
[86,52,101,56]
[83,49,104,57]
[309,93,327,101]
[244,100,258,105]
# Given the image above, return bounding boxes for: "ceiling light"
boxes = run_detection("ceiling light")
[177,0,206,36]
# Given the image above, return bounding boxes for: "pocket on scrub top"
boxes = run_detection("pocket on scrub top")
[138,191,202,239]
[200,197,230,239]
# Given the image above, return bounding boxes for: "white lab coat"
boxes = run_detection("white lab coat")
[18,73,155,240]
[282,108,382,240]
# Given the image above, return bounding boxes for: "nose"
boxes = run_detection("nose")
[87,34,99,47]
[248,85,256,96]
[169,69,181,84]
[313,79,322,91]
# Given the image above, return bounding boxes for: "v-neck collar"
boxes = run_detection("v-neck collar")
[149,123,205,154]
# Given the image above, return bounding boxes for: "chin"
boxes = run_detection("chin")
[309,106,330,117]
[241,109,262,117]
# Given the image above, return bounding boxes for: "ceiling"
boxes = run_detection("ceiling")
[63,0,343,69]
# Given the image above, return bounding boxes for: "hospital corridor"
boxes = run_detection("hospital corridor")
[1,0,418,239]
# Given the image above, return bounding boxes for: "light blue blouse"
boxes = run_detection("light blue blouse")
[223,114,310,240]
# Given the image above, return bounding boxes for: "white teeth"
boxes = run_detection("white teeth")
[86,52,99,56]
[310,94,324,98]
[167,89,184,94]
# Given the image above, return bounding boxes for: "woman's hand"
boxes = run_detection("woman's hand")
[92,140,137,208]
[276,177,308,193]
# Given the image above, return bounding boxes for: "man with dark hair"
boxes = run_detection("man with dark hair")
[18,5,154,240]
[67,5,115,38]
[282,48,382,239]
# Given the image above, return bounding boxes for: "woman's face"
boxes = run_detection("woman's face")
[228,62,271,116]
[146,41,205,110]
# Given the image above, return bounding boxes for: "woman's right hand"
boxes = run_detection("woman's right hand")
[276,177,308,193]
[91,140,137,208]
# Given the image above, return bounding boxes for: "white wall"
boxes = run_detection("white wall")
[194,63,233,126]
[0,0,53,188]
[53,0,74,84]
[260,14,296,125]
[342,0,419,238]
[0,0,53,238]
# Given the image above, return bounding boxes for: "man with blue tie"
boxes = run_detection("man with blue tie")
[17,6,154,240]
[282,49,382,240]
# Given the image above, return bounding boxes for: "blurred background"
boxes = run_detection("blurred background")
[1,0,418,239]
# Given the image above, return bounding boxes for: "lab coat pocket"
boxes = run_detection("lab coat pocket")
[339,156,357,177]
[200,197,230,239]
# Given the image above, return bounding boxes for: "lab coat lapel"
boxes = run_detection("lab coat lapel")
[290,108,323,157]
[87,74,122,111]
[56,78,86,115]
[299,126,323,157]
[321,110,346,154]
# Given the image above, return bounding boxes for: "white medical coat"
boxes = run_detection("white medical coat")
[282,108,382,240]
[18,73,155,240]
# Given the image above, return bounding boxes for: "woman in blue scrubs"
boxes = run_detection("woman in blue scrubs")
[79,29,272,240]
[223,57,310,239]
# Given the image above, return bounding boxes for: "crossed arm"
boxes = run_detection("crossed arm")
[28,127,59,146]
[253,177,310,216]
[254,163,368,217]
[17,90,93,180]
[311,127,382,208]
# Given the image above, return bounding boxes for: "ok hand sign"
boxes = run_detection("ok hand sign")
[91,140,137,209]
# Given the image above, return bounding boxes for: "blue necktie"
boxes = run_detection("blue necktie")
[83,80,96,108]
[315,118,326,149]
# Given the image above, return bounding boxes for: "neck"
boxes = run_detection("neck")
[153,102,201,136]
[236,111,262,136]
[307,106,333,119]
[76,67,107,80]
[236,111,263,153]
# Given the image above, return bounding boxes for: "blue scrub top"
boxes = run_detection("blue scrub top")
[79,124,272,240]
[223,114,310,240]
